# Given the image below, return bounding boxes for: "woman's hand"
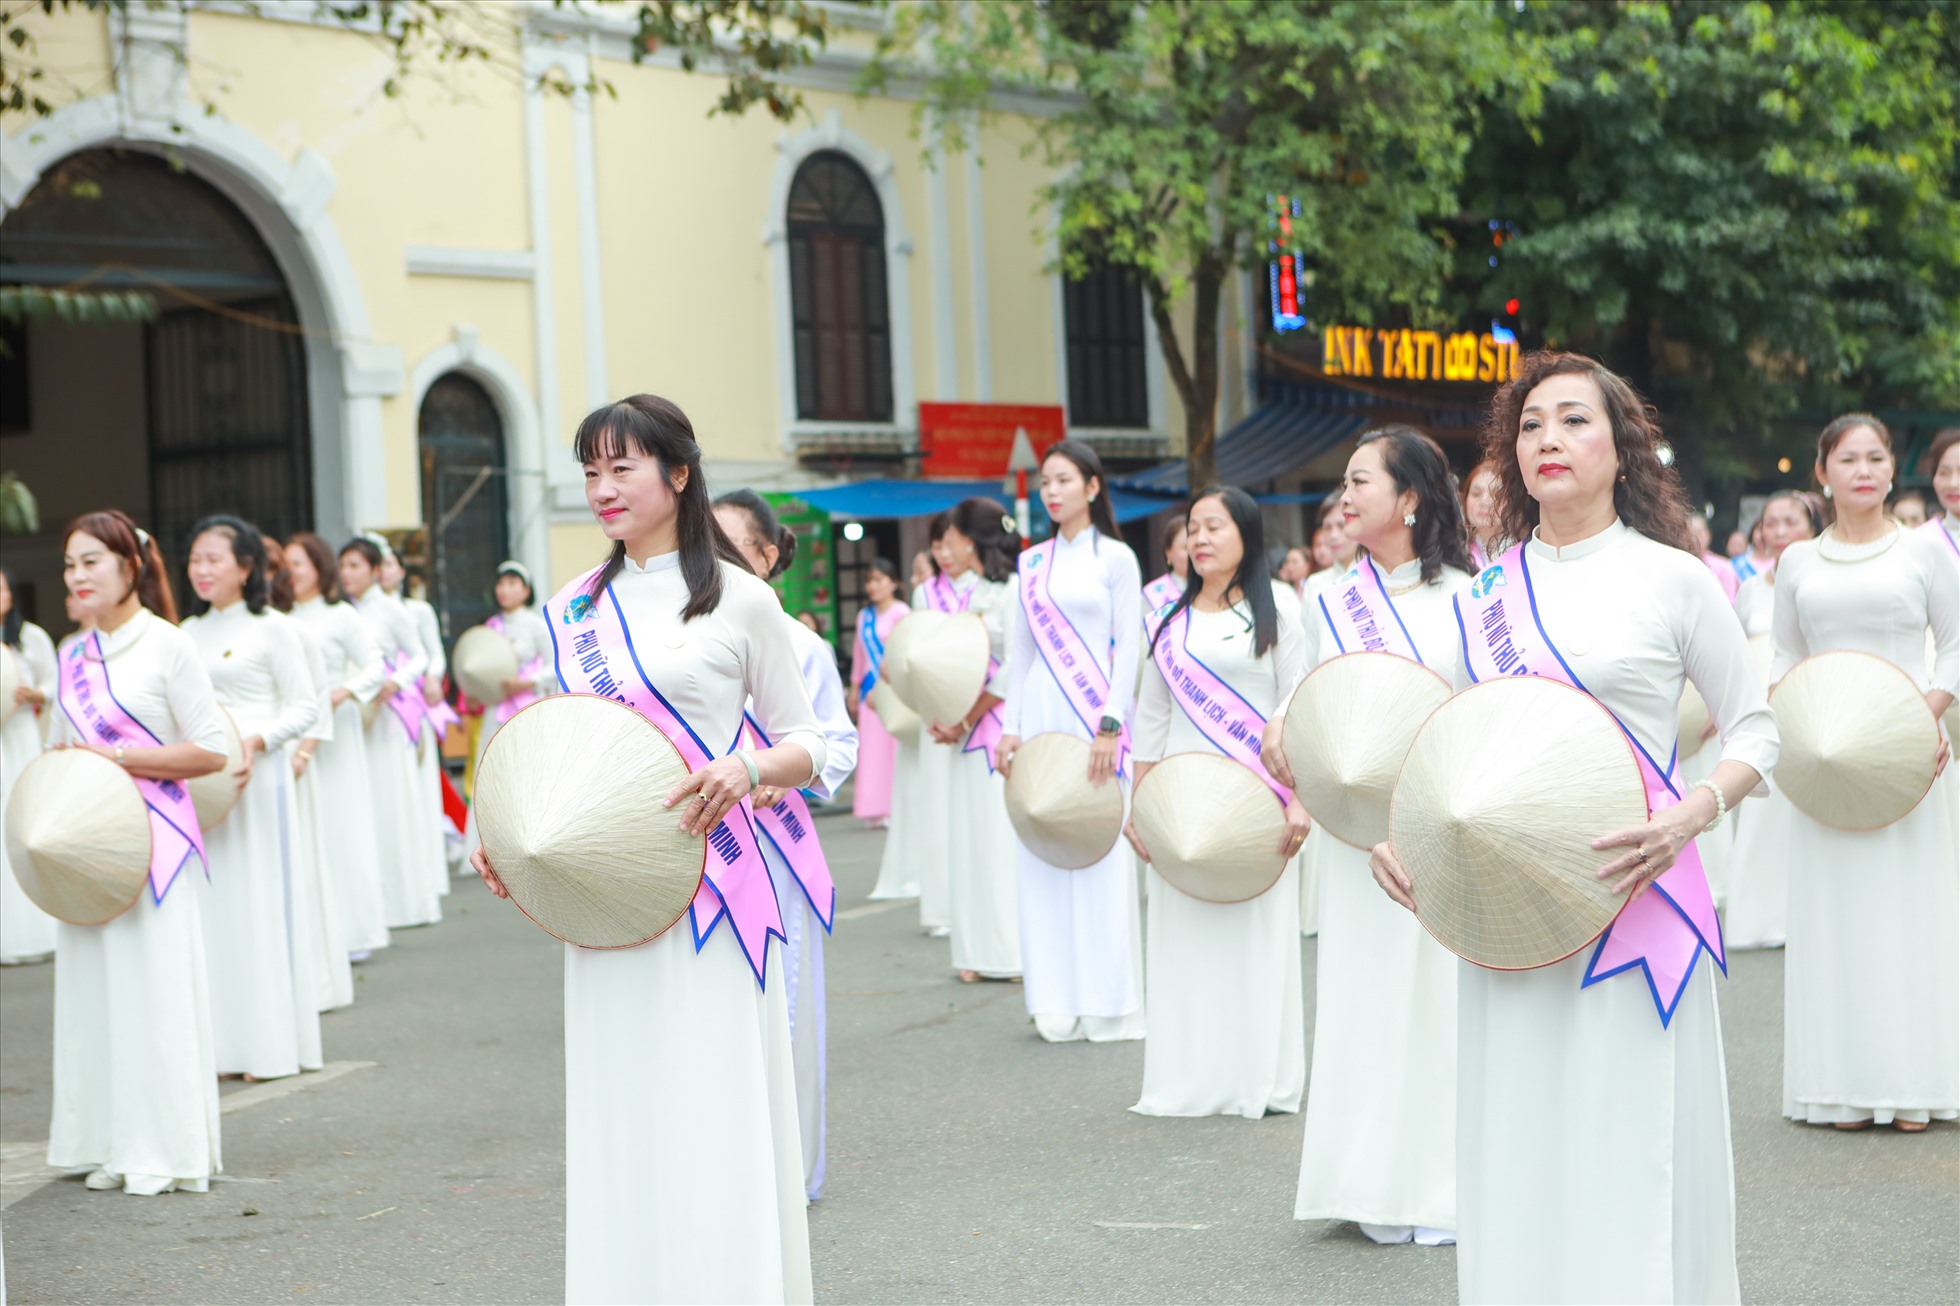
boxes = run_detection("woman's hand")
[928,720,967,746]
[470,845,509,899]
[291,748,313,780]
[330,687,351,708]
[15,685,45,708]
[234,734,265,793]
[422,677,443,707]
[994,734,1022,780]
[1591,789,1717,899]
[1087,733,1119,787]
[499,677,527,700]
[1929,693,1952,777]
[1279,799,1311,859]
[1261,715,1296,790]
[665,754,756,836]
[1123,818,1152,863]
[378,679,400,701]
[1370,841,1417,913]
[752,784,784,809]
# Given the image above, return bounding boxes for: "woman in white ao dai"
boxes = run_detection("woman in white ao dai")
[1775,416,1959,1130]
[2,566,62,963]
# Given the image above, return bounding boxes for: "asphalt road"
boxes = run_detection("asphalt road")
[1,807,1954,1304]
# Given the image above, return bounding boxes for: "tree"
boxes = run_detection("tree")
[867,0,1530,489]
[1452,0,1960,492]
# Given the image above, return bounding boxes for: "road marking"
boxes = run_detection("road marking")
[1093,1220,1213,1231]
[0,1060,376,1209]
[835,897,915,922]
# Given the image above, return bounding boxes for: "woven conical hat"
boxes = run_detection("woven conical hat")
[4,748,150,924]
[1003,732,1126,869]
[1133,752,1287,903]
[1281,653,1451,850]
[1677,678,1711,757]
[1771,650,1937,832]
[187,708,245,830]
[880,610,990,728]
[0,644,20,728]
[453,624,519,708]
[868,680,921,749]
[475,693,705,948]
[1391,676,1647,970]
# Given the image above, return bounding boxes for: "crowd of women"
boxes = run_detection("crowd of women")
[2,352,1953,1304]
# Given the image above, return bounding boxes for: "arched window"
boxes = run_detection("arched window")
[787,152,892,423]
[418,372,509,641]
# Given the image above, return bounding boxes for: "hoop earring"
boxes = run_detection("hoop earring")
[1403,512,1418,528]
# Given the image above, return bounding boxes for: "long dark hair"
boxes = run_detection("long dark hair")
[575,395,747,620]
[1,566,21,648]
[67,509,177,623]
[262,534,294,612]
[1353,424,1478,583]
[1042,439,1119,539]
[187,515,270,616]
[1148,485,1278,659]
[1483,351,1696,554]
[289,531,343,602]
[713,488,795,580]
[948,497,1021,583]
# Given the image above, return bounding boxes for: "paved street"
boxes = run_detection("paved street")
[2,806,1955,1304]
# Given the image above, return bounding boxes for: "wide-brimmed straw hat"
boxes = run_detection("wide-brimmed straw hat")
[1281,653,1451,851]
[1771,650,1938,832]
[1391,675,1647,970]
[453,624,520,708]
[1003,732,1126,869]
[1133,753,1287,903]
[187,708,244,830]
[0,644,20,728]
[4,748,150,924]
[880,610,991,728]
[474,693,704,949]
[868,680,922,749]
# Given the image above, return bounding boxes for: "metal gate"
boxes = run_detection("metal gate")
[418,372,510,642]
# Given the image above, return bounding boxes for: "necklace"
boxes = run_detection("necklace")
[1816,524,1902,564]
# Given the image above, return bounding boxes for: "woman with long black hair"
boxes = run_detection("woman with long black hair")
[930,497,1025,983]
[1262,426,1476,1245]
[1,564,61,963]
[1129,486,1310,1117]
[996,441,1145,1042]
[472,395,826,1303]
[902,511,959,938]
[181,516,322,1080]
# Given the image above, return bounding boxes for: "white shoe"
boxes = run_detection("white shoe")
[1414,1226,1456,1246]
[83,1168,120,1191]
[122,1173,178,1196]
[1360,1223,1414,1245]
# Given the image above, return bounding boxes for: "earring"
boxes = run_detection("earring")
[1823,486,1834,499]
[1403,512,1418,528]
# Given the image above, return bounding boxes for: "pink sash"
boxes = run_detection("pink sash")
[383,652,426,745]
[1018,539,1129,770]
[57,633,207,904]
[921,573,971,614]
[486,615,543,724]
[545,567,783,986]
[1454,543,1724,1027]
[742,714,836,930]
[424,697,461,741]
[1142,573,1183,616]
[1150,607,1291,806]
[1923,516,1960,564]
[922,572,1005,767]
[1317,557,1423,662]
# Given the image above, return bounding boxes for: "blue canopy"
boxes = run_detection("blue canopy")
[789,478,1174,524]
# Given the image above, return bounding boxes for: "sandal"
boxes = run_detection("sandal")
[957,970,979,984]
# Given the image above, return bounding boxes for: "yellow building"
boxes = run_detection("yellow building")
[2,1,1257,641]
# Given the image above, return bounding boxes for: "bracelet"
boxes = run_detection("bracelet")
[114,744,126,768]
[736,749,762,790]
[1690,778,1727,829]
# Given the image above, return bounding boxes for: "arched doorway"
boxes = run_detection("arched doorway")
[418,371,510,641]
[0,147,309,620]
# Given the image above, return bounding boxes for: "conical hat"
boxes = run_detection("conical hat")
[880,610,991,728]
[1281,653,1451,850]
[4,748,151,924]
[453,624,519,708]
[867,680,921,749]
[187,708,244,830]
[1132,752,1287,903]
[1771,650,1937,832]
[0,644,20,727]
[1676,678,1710,757]
[474,693,705,948]
[1391,675,1647,970]
[1003,732,1126,869]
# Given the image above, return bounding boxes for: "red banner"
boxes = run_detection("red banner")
[918,403,1066,479]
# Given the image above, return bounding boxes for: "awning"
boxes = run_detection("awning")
[787,479,1173,524]
[1111,398,1371,495]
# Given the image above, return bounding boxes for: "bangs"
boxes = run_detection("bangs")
[574,403,662,466]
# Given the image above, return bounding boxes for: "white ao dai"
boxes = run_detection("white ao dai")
[351,587,440,928]
[941,573,1022,979]
[2,621,61,962]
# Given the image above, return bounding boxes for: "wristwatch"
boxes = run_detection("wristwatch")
[1097,715,1121,737]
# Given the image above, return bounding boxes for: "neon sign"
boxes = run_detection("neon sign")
[1267,195,1307,334]
[1321,325,1519,383]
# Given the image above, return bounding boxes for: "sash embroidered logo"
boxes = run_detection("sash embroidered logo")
[1469,565,1506,600]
